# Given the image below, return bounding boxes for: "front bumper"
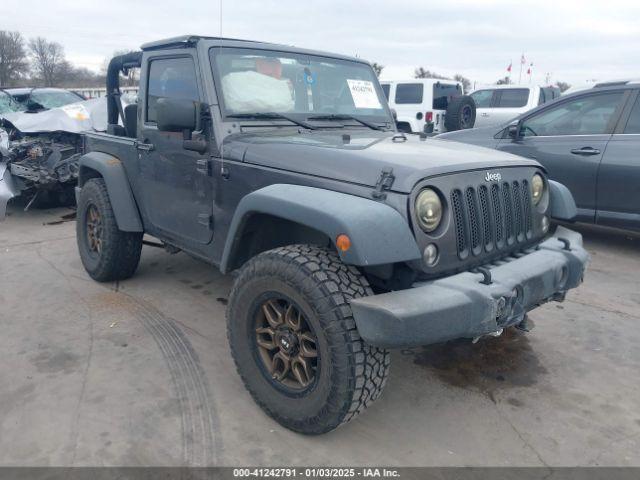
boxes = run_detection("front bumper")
[350,226,589,348]
[0,162,20,221]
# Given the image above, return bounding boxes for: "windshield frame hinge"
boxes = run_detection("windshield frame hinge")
[371,168,395,200]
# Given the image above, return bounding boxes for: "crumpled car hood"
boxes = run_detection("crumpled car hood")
[0,97,110,134]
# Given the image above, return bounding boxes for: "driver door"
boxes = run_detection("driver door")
[497,91,626,223]
[138,52,214,245]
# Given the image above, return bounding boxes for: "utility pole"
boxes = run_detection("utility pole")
[518,53,525,85]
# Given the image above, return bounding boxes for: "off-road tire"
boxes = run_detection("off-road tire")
[445,95,476,131]
[227,244,390,434]
[76,178,142,282]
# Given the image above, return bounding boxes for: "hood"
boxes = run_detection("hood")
[224,129,540,193]
[436,125,505,149]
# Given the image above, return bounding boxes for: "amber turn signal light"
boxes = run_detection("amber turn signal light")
[336,234,351,252]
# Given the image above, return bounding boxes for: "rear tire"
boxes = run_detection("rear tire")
[76,178,142,282]
[227,245,390,434]
[445,95,476,131]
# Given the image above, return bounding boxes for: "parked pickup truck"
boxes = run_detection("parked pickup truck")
[75,35,589,434]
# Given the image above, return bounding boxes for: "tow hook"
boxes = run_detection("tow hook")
[472,328,503,344]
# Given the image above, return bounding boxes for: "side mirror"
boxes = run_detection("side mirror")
[508,121,523,139]
[156,97,200,133]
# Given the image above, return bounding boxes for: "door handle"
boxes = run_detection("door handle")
[135,141,154,152]
[570,147,600,156]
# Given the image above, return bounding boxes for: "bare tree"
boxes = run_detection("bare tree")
[496,76,512,85]
[28,37,67,86]
[413,68,473,93]
[453,74,471,93]
[555,81,571,92]
[414,67,449,79]
[0,31,29,86]
[371,62,384,78]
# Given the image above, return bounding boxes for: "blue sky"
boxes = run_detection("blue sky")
[4,0,639,88]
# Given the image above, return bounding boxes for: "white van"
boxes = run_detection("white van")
[469,85,561,128]
[381,79,474,134]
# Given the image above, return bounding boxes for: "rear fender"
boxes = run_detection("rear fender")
[78,152,143,232]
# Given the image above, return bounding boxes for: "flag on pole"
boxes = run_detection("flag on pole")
[507,62,512,73]
[521,54,526,65]
[527,63,533,75]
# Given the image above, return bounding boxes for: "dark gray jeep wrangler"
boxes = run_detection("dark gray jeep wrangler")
[75,36,589,434]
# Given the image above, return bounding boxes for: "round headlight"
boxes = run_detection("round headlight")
[531,174,545,205]
[415,188,443,233]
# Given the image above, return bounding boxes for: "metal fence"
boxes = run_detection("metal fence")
[71,86,139,99]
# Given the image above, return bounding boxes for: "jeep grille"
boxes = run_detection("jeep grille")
[451,180,533,259]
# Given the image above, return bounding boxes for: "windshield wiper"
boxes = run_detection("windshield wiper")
[227,112,316,130]
[307,114,388,131]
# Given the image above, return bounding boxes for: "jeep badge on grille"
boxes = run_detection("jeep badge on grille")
[485,172,502,182]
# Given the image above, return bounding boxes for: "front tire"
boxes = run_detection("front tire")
[227,245,390,434]
[76,178,142,282]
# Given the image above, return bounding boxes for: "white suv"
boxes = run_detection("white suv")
[381,79,474,134]
[469,85,561,128]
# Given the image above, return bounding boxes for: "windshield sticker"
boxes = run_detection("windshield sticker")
[304,71,316,85]
[347,79,381,109]
[61,104,90,121]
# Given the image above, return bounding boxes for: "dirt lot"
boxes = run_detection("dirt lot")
[1,201,639,467]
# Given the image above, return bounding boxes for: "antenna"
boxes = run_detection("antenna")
[219,0,225,176]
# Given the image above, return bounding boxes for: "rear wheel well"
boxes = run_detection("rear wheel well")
[226,214,332,272]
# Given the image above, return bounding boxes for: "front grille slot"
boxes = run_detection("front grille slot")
[490,184,504,247]
[451,179,534,260]
[478,186,493,251]
[521,180,532,238]
[466,187,481,253]
[451,189,468,257]
[513,181,523,241]
[502,183,514,245]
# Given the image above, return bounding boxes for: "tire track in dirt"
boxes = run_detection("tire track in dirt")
[92,289,220,465]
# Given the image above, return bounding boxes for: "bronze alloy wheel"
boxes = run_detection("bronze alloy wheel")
[86,204,103,254]
[254,297,318,390]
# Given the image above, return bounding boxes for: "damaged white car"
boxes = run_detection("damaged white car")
[0,96,123,220]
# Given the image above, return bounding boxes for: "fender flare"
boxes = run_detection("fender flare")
[78,152,143,232]
[548,180,577,222]
[220,184,421,273]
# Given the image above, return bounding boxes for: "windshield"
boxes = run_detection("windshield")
[11,89,83,110]
[0,91,26,114]
[29,90,83,109]
[210,47,391,125]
